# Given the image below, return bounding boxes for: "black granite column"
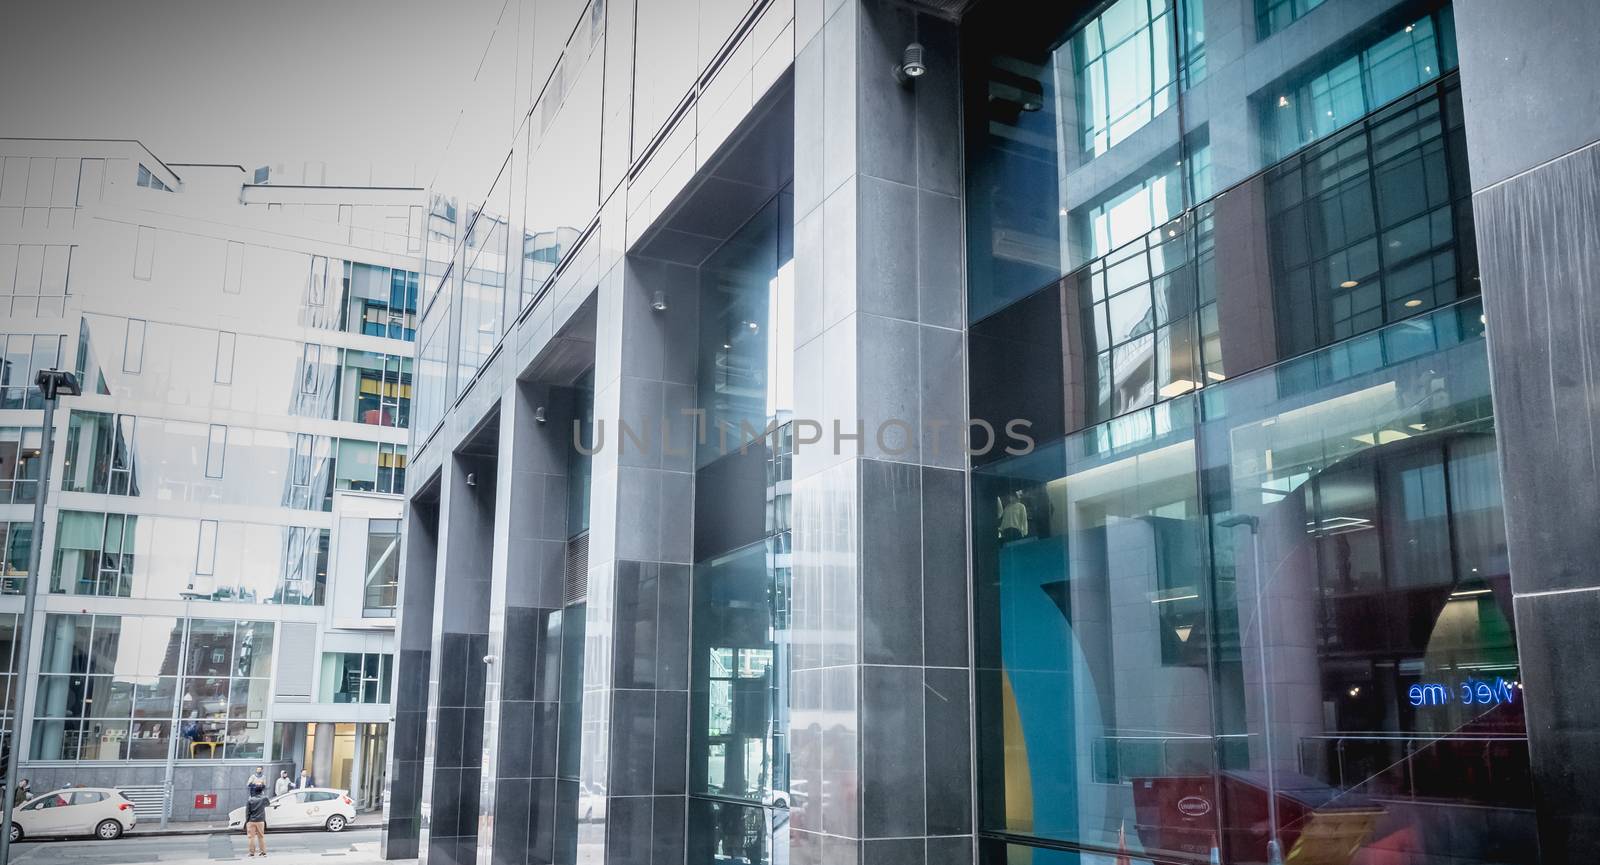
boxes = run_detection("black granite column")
[419,441,497,865]
[1456,1,1600,859]
[383,486,440,860]
[789,3,974,864]
[480,381,577,865]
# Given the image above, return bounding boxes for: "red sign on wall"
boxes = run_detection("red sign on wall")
[195,793,217,809]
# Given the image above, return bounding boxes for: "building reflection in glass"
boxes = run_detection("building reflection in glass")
[974,301,1533,864]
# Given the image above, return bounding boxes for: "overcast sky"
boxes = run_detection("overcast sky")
[0,0,510,189]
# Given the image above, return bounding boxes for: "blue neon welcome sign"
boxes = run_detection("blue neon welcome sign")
[1408,677,1518,707]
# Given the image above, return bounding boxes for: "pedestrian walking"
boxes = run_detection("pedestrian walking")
[244,789,270,857]
[11,778,29,806]
[273,770,292,796]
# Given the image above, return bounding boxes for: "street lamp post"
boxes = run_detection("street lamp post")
[1218,513,1282,865]
[0,369,79,864]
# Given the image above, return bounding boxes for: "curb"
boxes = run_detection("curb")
[59,822,378,841]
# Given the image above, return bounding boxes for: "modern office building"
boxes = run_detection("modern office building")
[0,139,419,822]
[387,0,1600,863]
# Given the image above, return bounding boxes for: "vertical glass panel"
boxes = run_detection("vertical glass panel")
[973,394,1208,857]
[567,371,595,538]
[965,0,1186,319]
[524,31,604,306]
[696,195,794,468]
[691,538,790,805]
[456,165,511,393]
[205,424,227,479]
[215,331,237,383]
[363,520,400,615]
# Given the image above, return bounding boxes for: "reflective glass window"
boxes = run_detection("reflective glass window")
[0,333,65,409]
[0,522,30,593]
[0,426,45,503]
[456,167,511,393]
[363,519,400,615]
[341,261,419,340]
[696,195,795,468]
[318,652,393,704]
[972,301,1529,864]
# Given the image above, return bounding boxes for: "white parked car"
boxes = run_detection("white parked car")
[227,788,356,833]
[8,787,137,841]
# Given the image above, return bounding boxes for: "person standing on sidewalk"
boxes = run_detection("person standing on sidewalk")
[11,779,28,807]
[247,766,267,796]
[273,770,291,796]
[244,789,270,858]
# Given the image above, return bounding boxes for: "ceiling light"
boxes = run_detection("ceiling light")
[1405,24,1414,32]
[1450,588,1492,598]
[1340,280,1359,289]
[1352,429,1411,445]
[1174,625,1193,643]
[1278,96,1290,107]
[1059,207,1068,217]
[651,290,668,312]
[1160,379,1199,398]
[1207,370,1226,381]
[1404,299,1423,308]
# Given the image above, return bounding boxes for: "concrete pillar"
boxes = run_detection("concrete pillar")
[313,722,336,788]
[1455,1,1600,858]
[788,3,973,864]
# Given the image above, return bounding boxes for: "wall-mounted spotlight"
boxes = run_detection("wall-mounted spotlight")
[535,406,548,424]
[651,290,668,312]
[466,472,477,487]
[483,654,497,665]
[894,42,926,85]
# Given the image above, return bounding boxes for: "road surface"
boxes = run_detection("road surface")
[7,826,402,865]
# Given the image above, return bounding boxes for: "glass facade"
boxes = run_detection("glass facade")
[974,302,1529,863]
[0,521,29,592]
[0,425,45,503]
[319,652,394,704]
[966,1,1526,863]
[50,510,328,603]
[33,614,276,762]
[1,334,66,409]
[688,193,794,865]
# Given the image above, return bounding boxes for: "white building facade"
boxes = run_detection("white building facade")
[0,139,419,822]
